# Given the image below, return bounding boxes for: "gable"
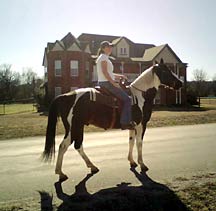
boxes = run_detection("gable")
[51,41,64,51]
[154,45,181,63]
[67,42,81,52]
[115,38,130,58]
[61,32,79,49]
[143,44,182,63]
[143,45,166,61]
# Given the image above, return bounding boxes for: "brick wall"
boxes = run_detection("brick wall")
[47,51,91,98]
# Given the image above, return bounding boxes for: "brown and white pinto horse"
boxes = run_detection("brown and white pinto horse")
[42,59,182,181]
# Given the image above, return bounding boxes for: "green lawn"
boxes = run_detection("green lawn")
[0,103,35,115]
[0,99,216,140]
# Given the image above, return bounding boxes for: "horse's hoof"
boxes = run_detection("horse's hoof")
[141,165,149,172]
[91,167,99,174]
[59,174,68,182]
[130,162,138,168]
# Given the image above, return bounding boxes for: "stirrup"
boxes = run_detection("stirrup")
[121,121,136,130]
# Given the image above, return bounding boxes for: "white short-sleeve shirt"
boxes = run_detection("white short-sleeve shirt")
[96,54,114,82]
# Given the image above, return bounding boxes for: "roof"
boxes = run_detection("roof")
[43,32,184,65]
[131,43,155,57]
[143,44,182,63]
[78,33,120,55]
[61,32,80,49]
[78,33,154,57]
[112,37,122,45]
[143,44,167,61]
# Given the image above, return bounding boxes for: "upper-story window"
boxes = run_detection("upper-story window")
[85,61,90,80]
[70,60,79,77]
[55,60,62,77]
[120,48,127,55]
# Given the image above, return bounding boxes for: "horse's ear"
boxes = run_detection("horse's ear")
[152,65,158,75]
[160,58,164,64]
[154,60,158,65]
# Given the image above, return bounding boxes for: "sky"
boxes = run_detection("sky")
[0,0,216,81]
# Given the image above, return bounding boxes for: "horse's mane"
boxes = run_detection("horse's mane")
[130,66,160,92]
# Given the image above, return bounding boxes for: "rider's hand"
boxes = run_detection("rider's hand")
[112,82,120,88]
[122,75,128,80]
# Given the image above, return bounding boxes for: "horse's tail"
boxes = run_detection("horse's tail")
[42,97,59,162]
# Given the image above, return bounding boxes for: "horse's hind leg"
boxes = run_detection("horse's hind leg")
[77,145,99,174]
[55,134,71,181]
[128,129,138,168]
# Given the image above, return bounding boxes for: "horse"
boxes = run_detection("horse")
[42,59,183,181]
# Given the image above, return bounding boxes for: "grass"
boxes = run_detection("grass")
[175,172,216,211]
[0,99,216,140]
[0,103,35,115]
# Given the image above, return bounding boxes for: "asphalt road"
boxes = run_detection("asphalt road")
[0,123,216,203]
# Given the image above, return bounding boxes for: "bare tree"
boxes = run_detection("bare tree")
[22,67,37,85]
[192,69,208,107]
[21,67,38,98]
[193,69,208,82]
[0,64,20,101]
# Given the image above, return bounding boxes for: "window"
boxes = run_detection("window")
[124,48,126,54]
[180,76,184,83]
[120,47,127,55]
[55,60,61,76]
[70,60,79,77]
[92,65,98,81]
[85,61,90,80]
[55,87,62,97]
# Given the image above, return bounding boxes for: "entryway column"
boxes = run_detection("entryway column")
[139,63,142,74]
[121,62,124,74]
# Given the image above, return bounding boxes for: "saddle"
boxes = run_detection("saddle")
[94,78,131,108]
[93,79,132,129]
[94,86,119,108]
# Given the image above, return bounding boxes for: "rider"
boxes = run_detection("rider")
[96,41,135,130]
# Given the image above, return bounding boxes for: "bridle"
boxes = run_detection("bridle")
[129,66,157,93]
[130,84,145,92]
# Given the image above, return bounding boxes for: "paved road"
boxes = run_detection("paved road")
[0,123,216,203]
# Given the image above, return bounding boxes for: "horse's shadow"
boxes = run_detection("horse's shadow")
[49,168,191,211]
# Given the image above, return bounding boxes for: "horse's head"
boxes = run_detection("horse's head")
[153,59,183,90]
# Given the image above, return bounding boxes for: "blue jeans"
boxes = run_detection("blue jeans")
[98,81,132,125]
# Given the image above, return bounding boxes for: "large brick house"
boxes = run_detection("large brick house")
[42,32,187,105]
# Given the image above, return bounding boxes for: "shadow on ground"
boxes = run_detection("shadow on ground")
[39,167,191,211]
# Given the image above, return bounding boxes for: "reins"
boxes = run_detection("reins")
[130,84,145,92]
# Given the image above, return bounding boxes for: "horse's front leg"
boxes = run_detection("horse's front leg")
[128,129,138,167]
[136,124,149,172]
[77,145,99,174]
[55,134,71,181]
